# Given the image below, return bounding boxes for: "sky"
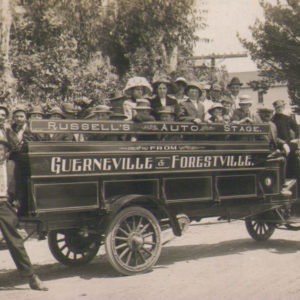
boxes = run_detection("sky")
[194,0,276,73]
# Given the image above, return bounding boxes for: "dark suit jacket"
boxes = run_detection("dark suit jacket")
[272,113,299,142]
[150,95,179,120]
[179,99,205,122]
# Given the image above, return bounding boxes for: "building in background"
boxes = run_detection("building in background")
[229,70,290,110]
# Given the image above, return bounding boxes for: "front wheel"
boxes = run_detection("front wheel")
[105,206,162,276]
[48,229,101,266]
[245,217,276,241]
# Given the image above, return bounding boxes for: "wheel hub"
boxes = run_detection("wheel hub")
[128,233,144,250]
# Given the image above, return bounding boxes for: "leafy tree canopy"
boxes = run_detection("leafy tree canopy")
[239,0,300,106]
[1,0,210,108]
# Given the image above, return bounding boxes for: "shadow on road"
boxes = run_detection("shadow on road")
[0,254,118,289]
[0,237,299,288]
[157,238,300,268]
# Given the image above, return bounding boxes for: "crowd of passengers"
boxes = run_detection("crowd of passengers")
[0,75,298,150]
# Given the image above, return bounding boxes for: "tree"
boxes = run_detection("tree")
[239,0,300,106]
[97,0,206,78]
[3,0,207,107]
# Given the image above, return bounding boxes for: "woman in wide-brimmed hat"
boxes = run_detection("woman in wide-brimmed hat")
[178,81,205,124]
[174,77,188,103]
[150,75,179,120]
[123,76,152,121]
[207,103,227,123]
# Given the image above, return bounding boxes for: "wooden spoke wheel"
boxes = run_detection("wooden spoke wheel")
[245,217,276,241]
[105,206,162,276]
[48,229,101,266]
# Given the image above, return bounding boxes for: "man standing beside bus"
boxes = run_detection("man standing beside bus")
[0,138,48,291]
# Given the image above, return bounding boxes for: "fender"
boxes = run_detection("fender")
[106,194,182,236]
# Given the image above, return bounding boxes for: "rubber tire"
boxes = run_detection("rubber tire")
[48,229,101,266]
[105,206,162,276]
[245,217,276,241]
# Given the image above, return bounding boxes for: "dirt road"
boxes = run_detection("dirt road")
[1,218,300,300]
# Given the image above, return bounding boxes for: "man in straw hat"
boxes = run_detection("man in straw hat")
[132,99,156,141]
[123,76,153,121]
[23,106,49,143]
[84,105,115,141]
[157,106,181,141]
[257,105,290,154]
[0,138,48,290]
[133,99,156,122]
[271,99,299,143]
[227,76,243,109]
[231,95,262,124]
[46,106,74,141]
[257,105,292,196]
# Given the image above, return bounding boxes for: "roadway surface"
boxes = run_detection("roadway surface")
[1,218,300,300]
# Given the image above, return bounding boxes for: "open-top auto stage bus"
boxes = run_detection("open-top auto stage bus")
[18,119,297,275]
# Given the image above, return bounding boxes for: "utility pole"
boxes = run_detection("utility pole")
[188,52,248,82]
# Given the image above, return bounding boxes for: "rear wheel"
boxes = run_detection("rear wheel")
[48,229,101,266]
[245,217,276,241]
[105,206,162,276]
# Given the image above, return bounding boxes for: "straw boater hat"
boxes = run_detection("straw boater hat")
[134,99,152,110]
[0,104,9,116]
[228,77,243,87]
[47,106,67,119]
[272,99,286,109]
[208,103,226,115]
[93,104,112,113]
[108,91,126,109]
[84,105,112,120]
[123,76,153,95]
[256,104,274,113]
[152,75,173,93]
[12,104,28,115]
[157,106,175,115]
[174,77,188,86]
[239,95,252,105]
[110,107,127,120]
[200,81,210,90]
[28,105,45,117]
[211,83,222,91]
[61,102,78,118]
[221,96,234,104]
[185,81,203,95]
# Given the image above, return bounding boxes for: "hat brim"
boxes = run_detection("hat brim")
[257,108,273,112]
[134,107,152,110]
[185,85,203,94]
[124,85,153,95]
[208,107,226,114]
[0,106,9,116]
[47,112,66,119]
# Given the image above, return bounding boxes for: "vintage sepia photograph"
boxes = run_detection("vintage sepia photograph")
[0,0,300,299]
